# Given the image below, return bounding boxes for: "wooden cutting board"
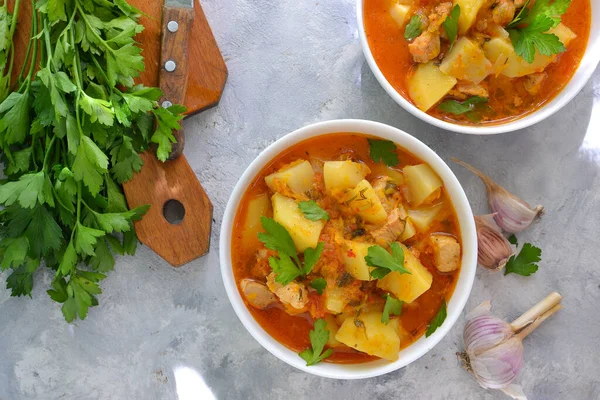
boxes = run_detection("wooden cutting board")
[11,1,227,266]
[11,0,227,115]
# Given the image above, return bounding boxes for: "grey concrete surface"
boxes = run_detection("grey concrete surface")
[1,0,599,399]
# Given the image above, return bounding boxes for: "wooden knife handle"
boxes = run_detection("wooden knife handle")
[159,6,194,159]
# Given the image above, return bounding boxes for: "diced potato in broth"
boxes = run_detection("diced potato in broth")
[439,37,492,84]
[232,133,461,364]
[408,62,457,112]
[265,160,314,197]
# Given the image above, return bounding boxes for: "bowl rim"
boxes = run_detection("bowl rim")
[219,119,478,379]
[356,0,600,135]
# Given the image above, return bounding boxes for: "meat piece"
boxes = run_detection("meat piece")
[428,2,453,32]
[371,176,402,213]
[429,234,461,272]
[409,32,441,63]
[266,273,309,310]
[523,72,547,96]
[240,279,278,310]
[513,95,523,107]
[369,208,407,247]
[492,0,516,26]
[449,81,490,100]
[514,0,526,7]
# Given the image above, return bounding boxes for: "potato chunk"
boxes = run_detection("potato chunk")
[340,180,388,224]
[440,37,492,84]
[483,24,577,78]
[324,315,341,347]
[454,0,486,35]
[265,160,314,196]
[335,312,400,361]
[430,233,461,272]
[341,240,373,281]
[390,2,412,28]
[407,203,443,232]
[323,161,370,192]
[241,194,270,246]
[272,193,325,252]
[403,164,443,206]
[399,218,417,241]
[408,62,457,112]
[377,243,433,303]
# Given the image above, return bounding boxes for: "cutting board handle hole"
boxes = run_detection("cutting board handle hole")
[163,199,186,225]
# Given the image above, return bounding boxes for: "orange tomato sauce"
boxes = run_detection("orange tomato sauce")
[231,133,461,363]
[363,0,591,125]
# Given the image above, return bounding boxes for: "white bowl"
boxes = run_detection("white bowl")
[219,120,478,379]
[357,0,600,135]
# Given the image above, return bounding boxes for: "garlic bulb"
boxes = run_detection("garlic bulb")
[460,293,563,400]
[475,215,514,270]
[452,158,544,233]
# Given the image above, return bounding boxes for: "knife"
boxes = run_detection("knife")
[122,0,215,267]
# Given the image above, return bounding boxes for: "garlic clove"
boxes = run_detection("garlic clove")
[500,384,528,400]
[475,215,514,270]
[469,337,524,389]
[452,158,544,234]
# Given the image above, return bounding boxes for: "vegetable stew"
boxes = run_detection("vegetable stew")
[363,0,591,125]
[231,134,462,364]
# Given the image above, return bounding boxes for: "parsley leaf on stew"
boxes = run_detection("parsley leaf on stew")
[268,254,302,285]
[426,300,447,337]
[404,15,423,41]
[299,319,334,366]
[310,278,327,295]
[366,242,411,279]
[299,200,330,221]
[303,242,325,275]
[258,216,300,264]
[368,139,399,167]
[504,243,541,276]
[258,217,325,284]
[382,293,404,324]
[506,0,571,63]
[442,5,461,47]
[508,234,518,246]
[438,96,489,122]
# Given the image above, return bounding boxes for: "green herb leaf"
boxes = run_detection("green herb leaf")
[442,5,461,47]
[366,242,411,279]
[382,293,403,324]
[504,243,541,276]
[426,300,447,337]
[258,217,298,260]
[438,96,488,115]
[303,242,325,275]
[72,136,109,196]
[298,200,330,221]
[299,319,334,366]
[404,15,423,41]
[506,0,570,63]
[269,254,302,286]
[508,234,518,246]
[368,139,399,167]
[310,278,327,295]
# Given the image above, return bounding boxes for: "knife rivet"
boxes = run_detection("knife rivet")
[167,21,179,33]
[162,100,173,108]
[165,60,177,72]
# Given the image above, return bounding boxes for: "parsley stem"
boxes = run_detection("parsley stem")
[16,3,36,84]
[42,18,54,67]
[5,0,22,88]
[42,136,57,172]
[17,0,38,93]
[75,1,115,55]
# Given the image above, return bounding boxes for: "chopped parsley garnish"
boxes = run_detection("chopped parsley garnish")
[438,96,489,122]
[504,243,541,276]
[382,293,404,324]
[365,242,411,279]
[299,319,334,366]
[258,217,324,285]
[425,300,447,337]
[299,200,330,221]
[368,139,399,167]
[404,15,423,41]
[310,278,327,295]
[508,234,518,246]
[442,5,461,48]
[506,0,571,63]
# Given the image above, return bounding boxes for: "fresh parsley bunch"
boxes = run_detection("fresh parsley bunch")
[0,0,186,321]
